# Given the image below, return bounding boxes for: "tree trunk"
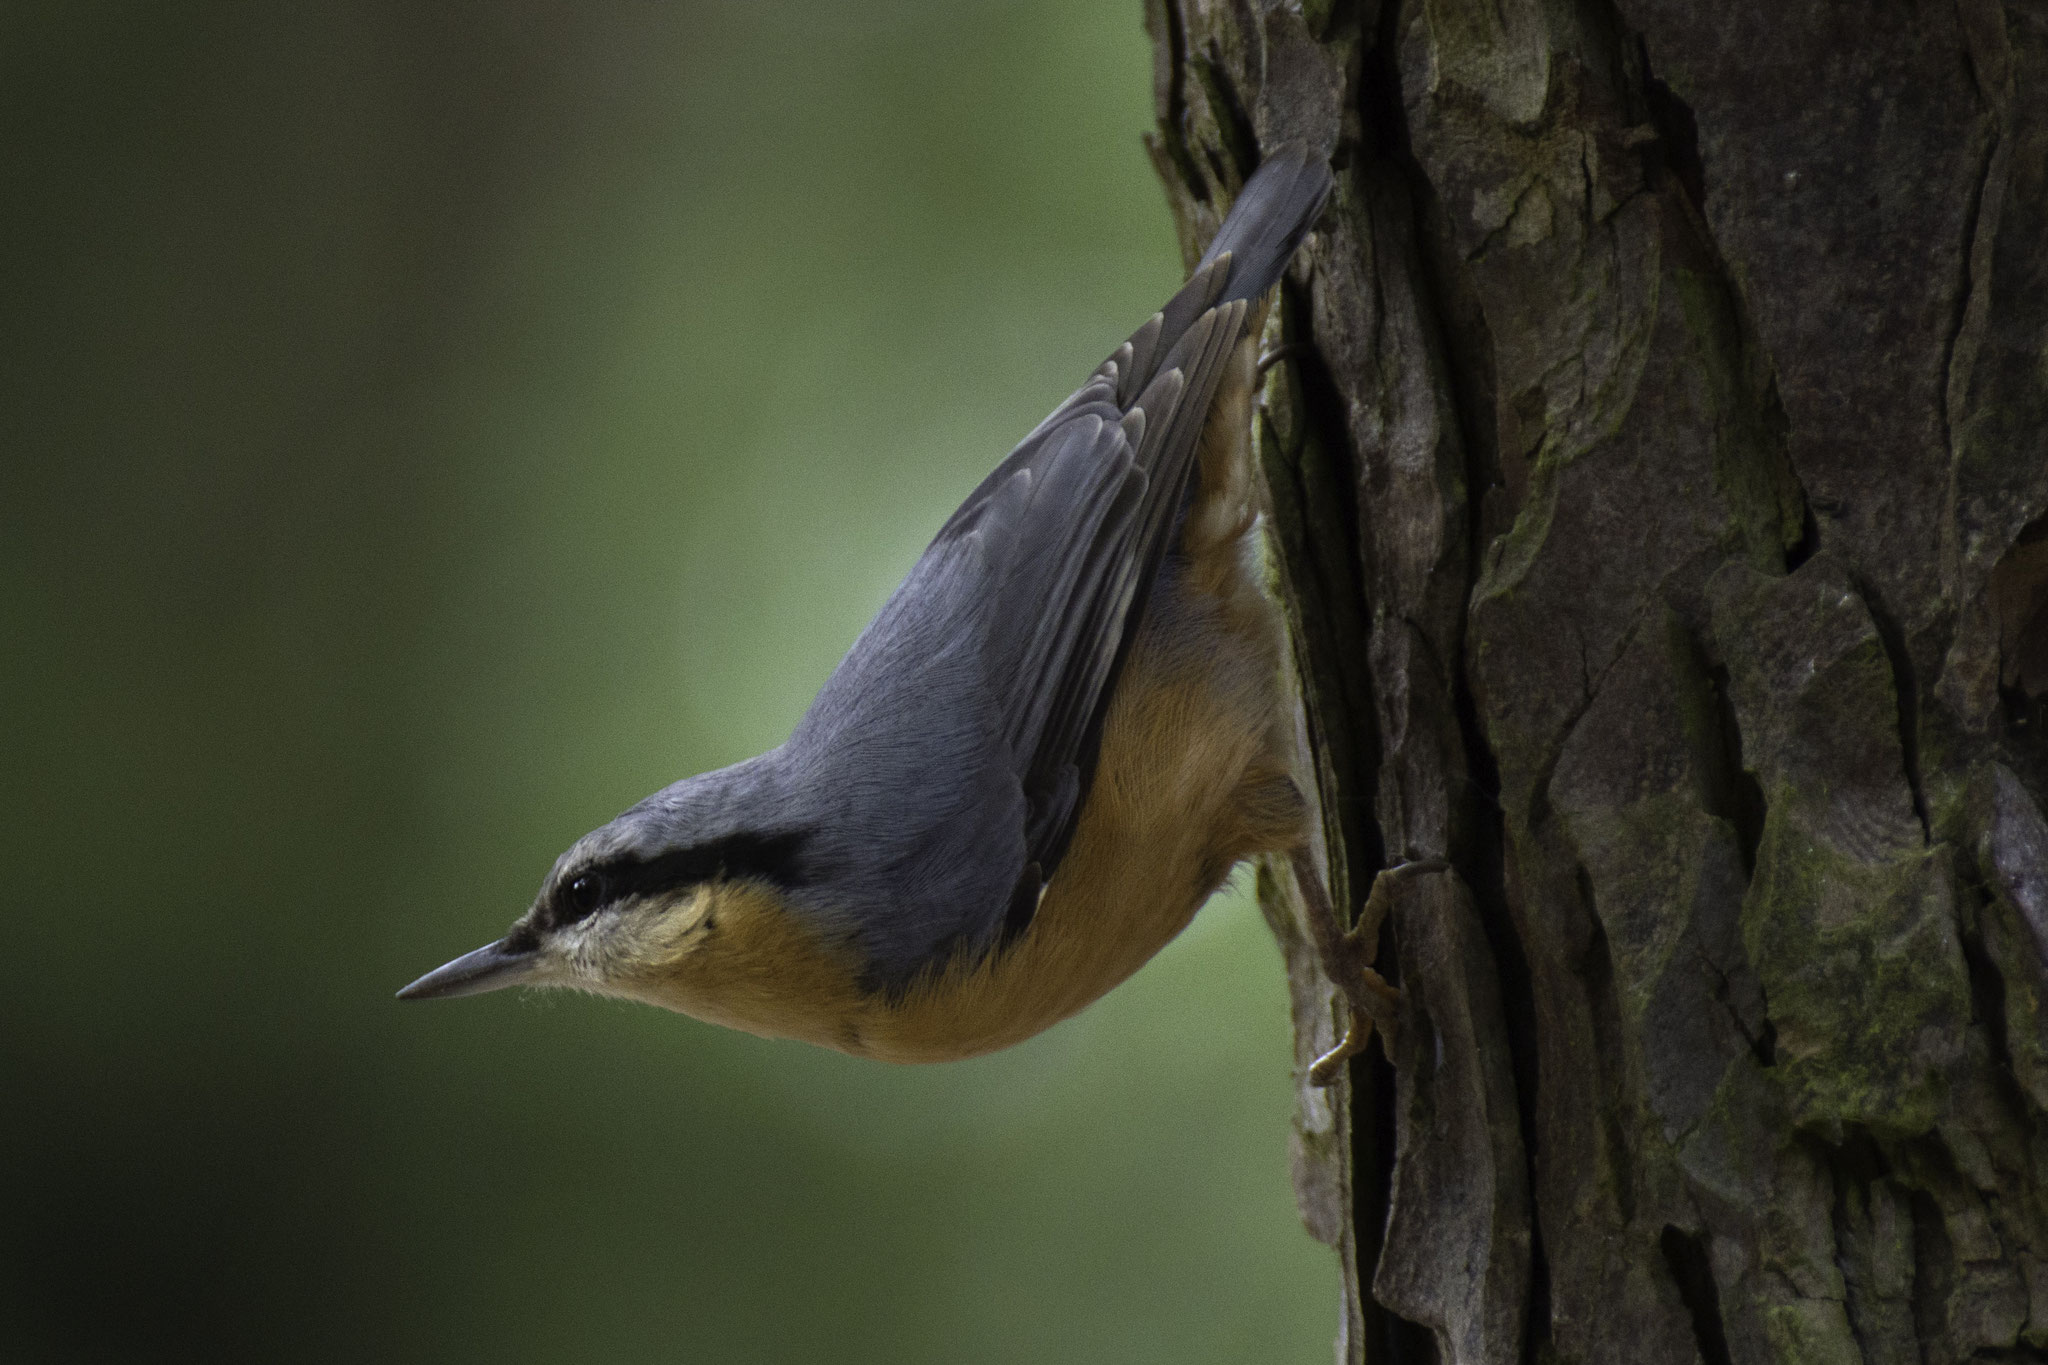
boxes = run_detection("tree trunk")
[1143,2,2048,1361]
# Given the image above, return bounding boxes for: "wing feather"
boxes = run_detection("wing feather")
[783,147,1332,982]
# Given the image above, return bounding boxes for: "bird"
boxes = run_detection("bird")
[397,145,1437,1084]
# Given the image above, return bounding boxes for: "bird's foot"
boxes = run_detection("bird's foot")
[1293,854,1449,1087]
[1306,962,1403,1086]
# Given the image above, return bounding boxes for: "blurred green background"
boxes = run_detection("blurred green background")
[2,3,1336,1360]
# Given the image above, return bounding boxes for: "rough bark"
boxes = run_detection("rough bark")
[1145,1,2048,1361]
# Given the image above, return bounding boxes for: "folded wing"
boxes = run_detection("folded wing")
[785,148,1332,985]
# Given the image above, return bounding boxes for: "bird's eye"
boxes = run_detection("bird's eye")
[561,872,606,924]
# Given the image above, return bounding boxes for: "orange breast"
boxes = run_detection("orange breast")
[847,589,1295,1062]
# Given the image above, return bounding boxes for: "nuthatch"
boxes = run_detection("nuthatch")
[399,146,1436,1083]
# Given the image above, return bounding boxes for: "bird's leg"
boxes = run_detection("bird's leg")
[1290,850,1449,1087]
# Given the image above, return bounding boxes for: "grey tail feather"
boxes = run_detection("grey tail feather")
[1196,143,1332,307]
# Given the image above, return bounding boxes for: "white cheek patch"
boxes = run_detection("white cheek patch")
[510,920,618,1000]
[551,920,612,979]
[544,889,711,990]
[638,888,717,960]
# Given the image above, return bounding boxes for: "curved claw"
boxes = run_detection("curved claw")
[1308,965,1402,1087]
[1256,342,1314,379]
[1309,1025,1367,1087]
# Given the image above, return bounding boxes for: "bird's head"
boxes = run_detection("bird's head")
[394,819,730,1005]
[396,767,845,1039]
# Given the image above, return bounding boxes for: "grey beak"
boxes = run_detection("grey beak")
[396,938,541,1001]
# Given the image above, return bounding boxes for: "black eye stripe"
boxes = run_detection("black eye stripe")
[549,830,812,927]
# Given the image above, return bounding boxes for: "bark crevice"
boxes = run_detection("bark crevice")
[1858,577,1936,844]
[1660,1224,1735,1365]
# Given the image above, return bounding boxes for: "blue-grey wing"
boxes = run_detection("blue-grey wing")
[783,148,1331,986]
